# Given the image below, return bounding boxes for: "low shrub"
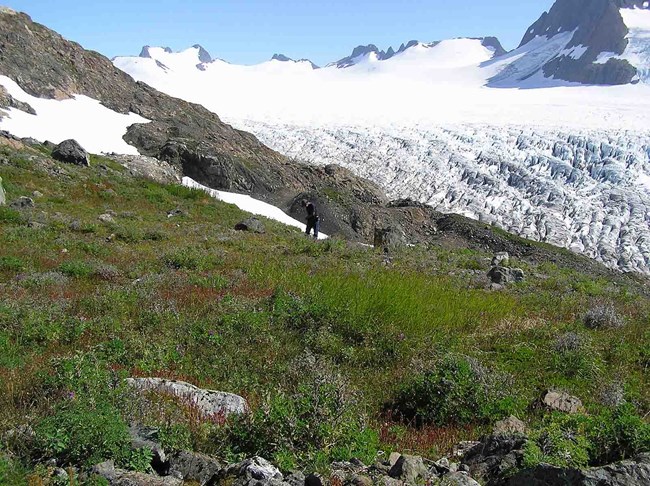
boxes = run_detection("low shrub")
[524,405,650,469]
[58,260,95,278]
[33,400,131,467]
[0,207,24,224]
[389,354,515,427]
[584,304,624,330]
[586,403,650,464]
[551,332,599,379]
[216,355,379,470]
[523,413,591,469]
[0,256,26,272]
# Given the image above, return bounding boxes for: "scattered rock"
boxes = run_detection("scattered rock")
[491,252,509,267]
[98,213,115,224]
[462,434,527,484]
[235,217,266,234]
[92,459,182,485]
[167,450,221,484]
[52,139,90,166]
[493,416,527,435]
[27,221,45,229]
[388,454,429,483]
[9,196,34,209]
[52,468,69,482]
[125,377,249,418]
[32,190,43,198]
[216,456,284,484]
[541,390,583,414]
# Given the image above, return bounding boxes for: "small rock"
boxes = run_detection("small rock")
[389,454,429,483]
[98,213,115,224]
[440,472,481,486]
[510,268,525,282]
[167,208,186,218]
[541,390,583,414]
[235,217,266,234]
[389,452,402,467]
[285,471,306,486]
[351,474,374,486]
[217,456,283,484]
[52,139,90,166]
[458,464,470,473]
[27,221,45,229]
[0,175,5,206]
[433,457,451,475]
[494,416,527,435]
[32,190,44,198]
[9,196,34,209]
[167,450,221,484]
[305,473,324,486]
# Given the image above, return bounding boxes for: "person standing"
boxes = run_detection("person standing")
[301,199,320,238]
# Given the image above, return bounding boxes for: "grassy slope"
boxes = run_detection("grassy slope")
[0,140,648,480]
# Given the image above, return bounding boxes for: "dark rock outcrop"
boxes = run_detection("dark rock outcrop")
[505,453,650,486]
[52,139,90,166]
[462,434,527,484]
[517,0,646,85]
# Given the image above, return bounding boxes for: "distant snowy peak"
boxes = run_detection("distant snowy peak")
[511,0,650,85]
[330,37,505,68]
[270,54,319,69]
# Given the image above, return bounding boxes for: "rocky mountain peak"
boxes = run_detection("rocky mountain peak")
[192,44,212,63]
[271,53,292,62]
[516,0,647,85]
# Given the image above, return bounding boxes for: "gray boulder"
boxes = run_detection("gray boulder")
[52,139,90,166]
[0,175,5,206]
[541,390,583,414]
[487,266,525,285]
[374,227,405,252]
[440,472,480,486]
[9,196,34,209]
[125,377,249,419]
[167,450,221,484]
[491,252,509,267]
[388,454,429,483]
[462,434,527,484]
[235,217,266,234]
[128,424,166,471]
[493,416,527,435]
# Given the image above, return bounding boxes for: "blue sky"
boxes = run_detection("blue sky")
[5,0,554,66]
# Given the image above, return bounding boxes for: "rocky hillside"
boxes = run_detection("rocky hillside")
[0,136,649,485]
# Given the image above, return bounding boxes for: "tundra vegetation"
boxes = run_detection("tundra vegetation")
[0,140,648,483]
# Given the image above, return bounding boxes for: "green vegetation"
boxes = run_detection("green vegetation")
[0,141,649,481]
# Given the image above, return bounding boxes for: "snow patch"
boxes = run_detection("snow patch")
[0,76,148,155]
[559,44,588,60]
[182,177,328,239]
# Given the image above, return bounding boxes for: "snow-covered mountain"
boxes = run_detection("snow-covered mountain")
[112,0,650,274]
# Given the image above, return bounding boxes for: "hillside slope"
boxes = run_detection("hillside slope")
[0,135,648,484]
